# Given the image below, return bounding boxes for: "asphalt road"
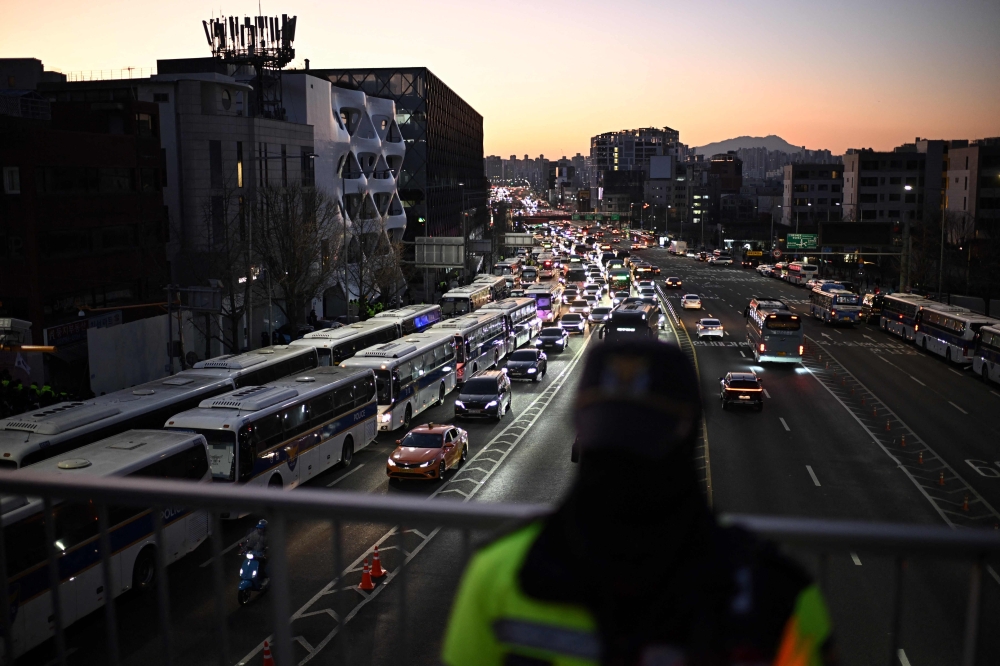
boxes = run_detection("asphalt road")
[26,241,1000,666]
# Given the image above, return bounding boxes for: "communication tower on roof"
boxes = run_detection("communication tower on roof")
[201,14,297,119]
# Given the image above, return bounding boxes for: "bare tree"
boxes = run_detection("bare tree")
[251,184,343,331]
[340,209,405,319]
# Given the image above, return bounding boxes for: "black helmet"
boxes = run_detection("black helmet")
[574,339,700,459]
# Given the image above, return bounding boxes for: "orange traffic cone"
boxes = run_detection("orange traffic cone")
[359,558,375,591]
[262,640,275,666]
[371,545,386,579]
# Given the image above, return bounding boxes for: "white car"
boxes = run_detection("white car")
[568,299,591,316]
[559,313,587,333]
[681,294,703,309]
[696,318,724,339]
[638,288,657,300]
[635,280,655,291]
[583,284,602,299]
[712,256,733,266]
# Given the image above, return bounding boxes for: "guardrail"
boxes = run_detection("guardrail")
[2,470,999,666]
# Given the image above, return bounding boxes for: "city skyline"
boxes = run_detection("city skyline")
[3,0,999,157]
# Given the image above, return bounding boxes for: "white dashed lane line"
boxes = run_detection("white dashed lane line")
[763,389,771,399]
[850,552,862,566]
[780,417,791,432]
[806,465,822,487]
[948,368,964,377]
[948,401,968,415]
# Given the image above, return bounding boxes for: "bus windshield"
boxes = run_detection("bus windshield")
[188,429,237,480]
[535,296,552,309]
[441,298,470,315]
[765,315,801,330]
[566,269,587,282]
[375,370,394,405]
[835,294,859,306]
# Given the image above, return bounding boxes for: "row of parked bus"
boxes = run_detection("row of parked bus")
[875,293,1000,382]
[0,298,549,656]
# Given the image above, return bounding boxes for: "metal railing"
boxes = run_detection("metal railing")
[1,471,998,666]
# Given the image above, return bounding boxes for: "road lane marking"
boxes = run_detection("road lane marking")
[898,648,912,666]
[850,552,862,566]
[876,354,928,386]
[763,389,771,399]
[992,391,1000,399]
[989,565,1000,586]
[834,330,843,335]
[780,418,791,431]
[910,376,926,386]
[948,401,968,415]
[739,351,746,358]
[806,465,821,486]
[327,462,367,487]
[948,368,963,377]
[821,333,833,340]
[237,333,594,665]
[199,534,246,568]
[863,335,876,342]
[800,337,1000,530]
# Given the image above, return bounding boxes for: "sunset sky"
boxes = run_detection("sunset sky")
[4,0,999,157]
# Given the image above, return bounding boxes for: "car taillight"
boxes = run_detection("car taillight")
[830,310,836,316]
[798,345,804,355]
[759,343,765,352]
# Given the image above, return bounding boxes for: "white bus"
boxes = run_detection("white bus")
[745,297,804,363]
[371,304,444,335]
[340,330,458,432]
[291,320,399,366]
[785,262,818,286]
[472,273,511,301]
[440,283,494,317]
[432,311,508,384]
[165,366,378,491]
[492,258,523,281]
[879,293,934,341]
[0,345,318,470]
[1,430,210,657]
[808,287,862,325]
[536,253,556,279]
[914,305,998,364]
[480,297,542,354]
[524,283,564,323]
[973,324,1000,384]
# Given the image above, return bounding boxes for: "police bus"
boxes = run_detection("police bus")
[784,262,818,286]
[165,366,378,490]
[600,302,660,342]
[0,345,318,470]
[480,297,542,353]
[973,324,1000,384]
[524,283,564,323]
[340,330,457,432]
[440,283,495,317]
[472,273,511,301]
[808,286,862,325]
[492,258,522,282]
[879,293,934,341]
[745,297,804,363]
[291,320,399,366]
[913,305,998,364]
[371,304,444,335]
[432,311,508,384]
[536,253,556,279]
[1,430,210,657]
[520,264,538,285]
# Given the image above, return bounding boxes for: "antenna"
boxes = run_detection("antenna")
[200,11,297,120]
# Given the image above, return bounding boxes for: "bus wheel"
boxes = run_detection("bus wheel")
[922,338,928,351]
[268,475,283,489]
[341,436,354,467]
[437,383,446,406]
[403,404,412,431]
[983,366,990,383]
[132,546,157,593]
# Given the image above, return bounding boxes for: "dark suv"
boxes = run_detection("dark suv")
[455,370,513,421]
[719,372,764,411]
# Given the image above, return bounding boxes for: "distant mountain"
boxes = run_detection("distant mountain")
[694,135,805,156]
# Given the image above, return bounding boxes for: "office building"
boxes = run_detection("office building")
[945,138,1000,226]
[842,139,948,225]
[781,163,844,228]
[309,67,487,239]
[484,155,503,184]
[0,94,168,388]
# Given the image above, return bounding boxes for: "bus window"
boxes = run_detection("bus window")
[374,370,393,404]
[765,316,801,330]
[238,429,256,481]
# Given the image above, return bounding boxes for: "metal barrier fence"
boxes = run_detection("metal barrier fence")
[1,471,999,666]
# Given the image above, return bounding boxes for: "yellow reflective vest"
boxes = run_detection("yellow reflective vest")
[443,522,832,666]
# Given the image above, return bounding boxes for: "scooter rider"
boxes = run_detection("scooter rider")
[242,519,269,579]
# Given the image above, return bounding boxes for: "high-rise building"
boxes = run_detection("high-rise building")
[484,155,503,184]
[309,68,487,239]
[781,164,845,228]
[842,139,948,225]
[945,138,1000,227]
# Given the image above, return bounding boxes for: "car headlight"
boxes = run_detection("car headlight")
[380,413,391,423]
[534,339,542,346]
[486,400,498,408]
[387,458,398,467]
[527,368,537,373]
[455,400,465,408]
[418,460,435,468]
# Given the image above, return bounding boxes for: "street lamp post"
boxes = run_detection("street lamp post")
[901,184,913,292]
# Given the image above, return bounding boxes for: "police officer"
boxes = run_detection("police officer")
[442,340,834,665]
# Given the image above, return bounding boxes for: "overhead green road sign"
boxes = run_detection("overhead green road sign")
[571,214,580,220]
[610,214,620,221]
[787,233,818,249]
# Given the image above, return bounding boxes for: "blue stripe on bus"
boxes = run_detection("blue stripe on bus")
[920,322,974,349]
[8,508,192,613]
[249,401,377,479]
[395,365,453,401]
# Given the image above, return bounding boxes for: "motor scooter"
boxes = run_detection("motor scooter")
[238,546,269,605]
